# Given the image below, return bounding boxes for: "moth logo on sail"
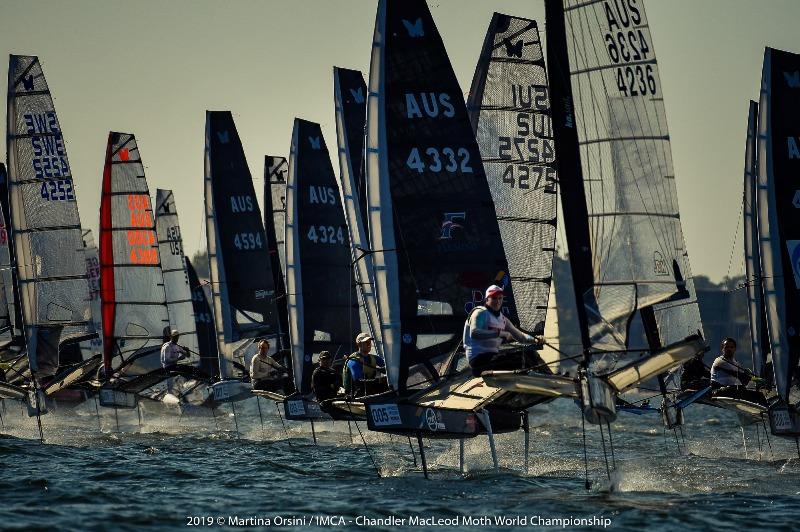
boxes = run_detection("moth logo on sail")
[308,136,321,150]
[217,130,230,144]
[787,137,800,159]
[349,87,365,104]
[786,240,800,289]
[21,74,35,91]
[254,289,274,300]
[783,70,800,88]
[402,18,424,38]
[502,38,536,59]
[405,93,455,119]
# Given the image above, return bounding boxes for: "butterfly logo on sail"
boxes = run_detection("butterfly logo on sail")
[217,131,230,144]
[439,212,465,239]
[786,240,800,289]
[402,18,424,38]
[783,70,800,88]
[308,136,321,150]
[349,87,365,104]
[21,74,35,91]
[502,38,524,58]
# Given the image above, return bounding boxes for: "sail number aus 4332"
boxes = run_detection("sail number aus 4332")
[307,225,345,245]
[40,178,74,201]
[406,147,473,174]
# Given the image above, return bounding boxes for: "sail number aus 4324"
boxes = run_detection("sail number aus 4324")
[406,147,473,174]
[40,178,75,201]
[307,225,345,245]
[616,65,656,97]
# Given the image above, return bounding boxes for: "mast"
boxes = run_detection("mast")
[80,229,103,360]
[99,132,169,378]
[7,55,94,378]
[543,0,593,356]
[186,257,219,380]
[743,101,765,376]
[333,66,384,360]
[263,156,290,352]
[155,189,200,362]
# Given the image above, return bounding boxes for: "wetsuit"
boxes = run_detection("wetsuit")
[343,351,386,397]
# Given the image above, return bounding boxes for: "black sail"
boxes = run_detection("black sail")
[186,257,219,380]
[334,67,385,359]
[286,119,359,394]
[204,111,278,379]
[263,155,290,352]
[366,0,517,392]
[757,47,800,401]
[468,13,557,336]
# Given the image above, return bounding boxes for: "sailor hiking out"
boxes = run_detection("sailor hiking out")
[250,339,290,392]
[710,337,767,406]
[161,330,188,369]
[463,285,543,377]
[343,333,387,397]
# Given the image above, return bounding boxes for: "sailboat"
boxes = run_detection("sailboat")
[752,47,800,437]
[484,0,705,429]
[204,111,282,403]
[97,132,197,408]
[5,55,99,415]
[282,118,360,421]
[357,1,551,460]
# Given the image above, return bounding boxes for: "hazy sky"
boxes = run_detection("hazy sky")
[2,0,798,282]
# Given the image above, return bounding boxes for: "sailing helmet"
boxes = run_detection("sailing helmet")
[170,329,180,338]
[484,285,504,300]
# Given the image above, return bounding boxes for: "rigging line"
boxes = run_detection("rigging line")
[719,194,745,325]
[346,397,381,478]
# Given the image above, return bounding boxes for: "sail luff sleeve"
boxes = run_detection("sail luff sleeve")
[743,101,763,376]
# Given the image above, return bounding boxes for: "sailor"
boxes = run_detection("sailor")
[160,330,187,369]
[343,333,386,397]
[710,337,767,406]
[250,339,289,391]
[680,351,710,391]
[311,351,341,403]
[464,284,543,377]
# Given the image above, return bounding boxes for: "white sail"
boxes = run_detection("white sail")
[155,189,199,362]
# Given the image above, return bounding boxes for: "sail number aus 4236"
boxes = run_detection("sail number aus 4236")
[233,232,263,250]
[307,225,345,245]
[616,65,656,97]
[406,147,473,174]
[40,178,74,201]
[605,29,650,64]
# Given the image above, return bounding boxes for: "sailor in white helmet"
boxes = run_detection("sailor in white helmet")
[463,285,543,376]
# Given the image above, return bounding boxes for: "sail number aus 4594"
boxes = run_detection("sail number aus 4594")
[406,147,473,174]
[233,232,263,251]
